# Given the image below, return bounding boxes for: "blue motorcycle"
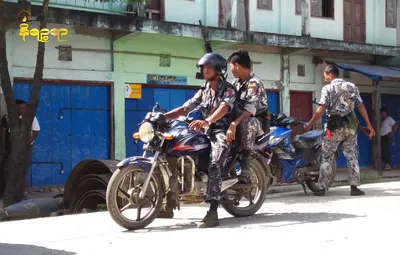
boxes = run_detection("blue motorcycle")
[256,113,337,194]
[106,104,269,230]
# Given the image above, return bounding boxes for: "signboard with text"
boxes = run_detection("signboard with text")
[125,84,142,99]
[146,74,187,85]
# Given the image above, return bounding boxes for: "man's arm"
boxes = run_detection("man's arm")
[189,86,236,130]
[28,117,40,145]
[164,106,190,120]
[232,81,262,126]
[391,123,398,136]
[305,105,326,131]
[357,104,375,138]
[388,117,398,138]
[165,89,202,120]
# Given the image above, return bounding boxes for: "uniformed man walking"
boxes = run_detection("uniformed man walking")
[304,65,375,196]
[226,50,268,180]
[164,53,237,227]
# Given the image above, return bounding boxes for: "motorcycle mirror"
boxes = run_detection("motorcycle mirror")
[187,106,201,117]
[195,72,204,80]
[152,103,161,112]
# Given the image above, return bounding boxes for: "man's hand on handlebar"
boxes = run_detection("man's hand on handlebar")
[189,120,209,131]
[303,123,312,132]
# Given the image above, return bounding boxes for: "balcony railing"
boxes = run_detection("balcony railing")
[7,0,129,16]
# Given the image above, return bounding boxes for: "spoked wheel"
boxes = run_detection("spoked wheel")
[106,165,164,230]
[306,159,337,192]
[221,159,267,217]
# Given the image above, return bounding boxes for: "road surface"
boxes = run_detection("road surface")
[0,181,399,255]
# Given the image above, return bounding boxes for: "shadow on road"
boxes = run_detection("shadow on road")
[136,211,361,233]
[0,243,76,255]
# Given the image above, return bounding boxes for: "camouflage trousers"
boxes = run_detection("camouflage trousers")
[319,127,360,189]
[206,132,233,202]
[237,117,263,151]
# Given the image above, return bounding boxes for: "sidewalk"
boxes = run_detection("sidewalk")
[267,167,400,194]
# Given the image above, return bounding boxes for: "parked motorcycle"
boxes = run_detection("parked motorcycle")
[258,113,338,193]
[106,104,269,230]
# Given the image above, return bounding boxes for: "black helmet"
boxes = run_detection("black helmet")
[196,53,227,76]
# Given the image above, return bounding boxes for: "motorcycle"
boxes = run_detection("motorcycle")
[258,112,338,193]
[106,104,270,230]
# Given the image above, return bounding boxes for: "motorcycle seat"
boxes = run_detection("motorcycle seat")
[295,129,324,141]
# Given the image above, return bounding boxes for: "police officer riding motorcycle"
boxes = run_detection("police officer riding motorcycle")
[161,53,238,227]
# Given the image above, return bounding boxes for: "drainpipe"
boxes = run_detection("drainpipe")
[397,0,400,46]
[277,0,282,33]
[202,0,207,26]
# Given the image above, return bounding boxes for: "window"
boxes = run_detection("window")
[386,0,397,28]
[58,45,72,61]
[159,54,171,67]
[297,65,305,77]
[311,0,334,19]
[295,0,302,15]
[257,0,272,10]
[343,70,351,79]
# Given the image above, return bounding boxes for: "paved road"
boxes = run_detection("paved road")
[0,181,399,255]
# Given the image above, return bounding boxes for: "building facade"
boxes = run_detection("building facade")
[3,0,400,186]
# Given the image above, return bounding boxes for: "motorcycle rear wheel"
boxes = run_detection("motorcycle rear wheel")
[221,159,267,217]
[305,159,337,192]
[106,165,164,230]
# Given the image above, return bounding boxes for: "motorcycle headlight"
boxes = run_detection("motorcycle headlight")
[138,122,155,143]
[268,137,281,146]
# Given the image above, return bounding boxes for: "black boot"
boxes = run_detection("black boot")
[198,211,219,228]
[350,185,365,196]
[239,150,252,177]
[314,186,326,196]
[157,208,174,219]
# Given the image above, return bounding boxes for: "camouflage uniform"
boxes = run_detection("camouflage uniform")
[318,78,362,189]
[232,75,267,174]
[183,79,236,201]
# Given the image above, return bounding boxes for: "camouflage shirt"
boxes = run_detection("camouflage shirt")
[319,78,363,117]
[183,79,237,131]
[232,75,268,116]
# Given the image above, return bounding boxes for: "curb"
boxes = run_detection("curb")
[267,176,400,195]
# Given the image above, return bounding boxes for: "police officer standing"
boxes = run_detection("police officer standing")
[226,50,267,179]
[164,53,237,228]
[304,65,375,196]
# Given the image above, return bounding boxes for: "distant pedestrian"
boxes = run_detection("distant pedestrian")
[0,99,40,198]
[380,107,398,170]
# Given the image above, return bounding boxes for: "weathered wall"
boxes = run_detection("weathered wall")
[165,0,218,27]
[164,0,397,46]
[309,0,343,40]
[366,0,397,46]
[9,23,113,81]
[113,33,207,158]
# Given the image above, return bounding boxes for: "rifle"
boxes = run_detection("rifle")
[196,20,213,79]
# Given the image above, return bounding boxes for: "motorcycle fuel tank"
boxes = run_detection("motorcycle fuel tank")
[166,126,211,157]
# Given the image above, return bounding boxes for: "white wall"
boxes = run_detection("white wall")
[10,23,113,82]
[165,0,218,27]
[366,0,397,46]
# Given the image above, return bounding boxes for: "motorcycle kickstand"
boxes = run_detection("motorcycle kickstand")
[301,183,308,196]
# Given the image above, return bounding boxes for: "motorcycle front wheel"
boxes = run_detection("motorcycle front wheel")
[221,159,267,217]
[106,165,164,230]
[305,159,337,192]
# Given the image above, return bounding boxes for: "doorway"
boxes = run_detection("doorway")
[343,0,366,43]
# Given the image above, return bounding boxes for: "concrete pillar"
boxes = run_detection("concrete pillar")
[301,0,310,36]
[281,55,290,115]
